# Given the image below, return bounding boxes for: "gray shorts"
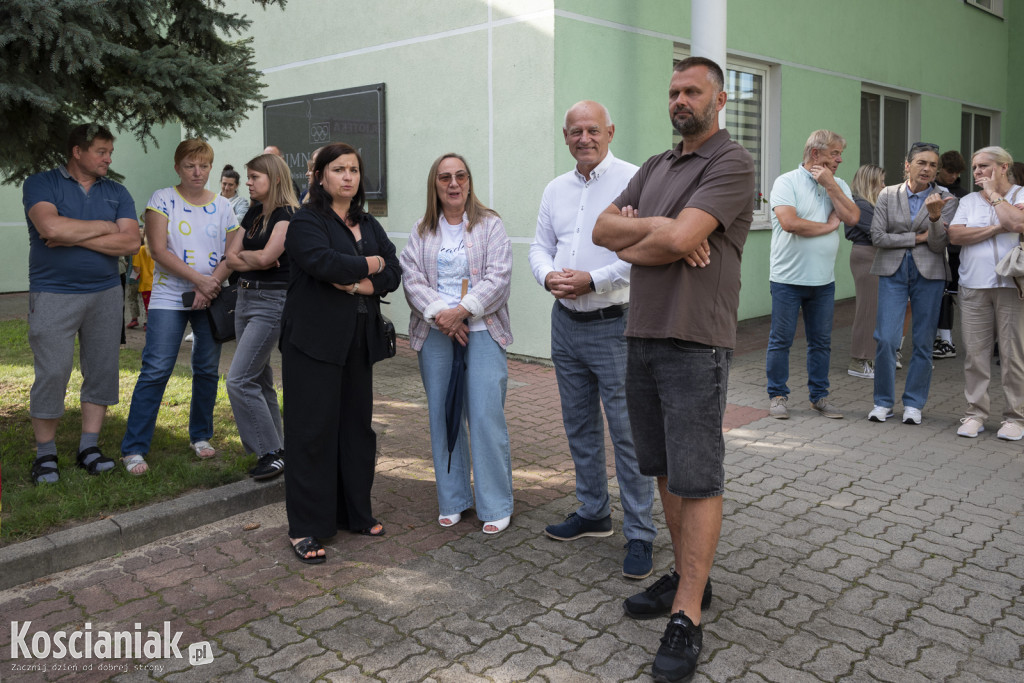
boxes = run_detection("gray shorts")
[28,287,123,419]
[626,337,731,498]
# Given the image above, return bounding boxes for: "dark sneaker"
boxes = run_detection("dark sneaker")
[544,512,612,540]
[933,339,957,359]
[250,450,284,481]
[624,571,713,619]
[652,611,703,683]
[622,539,653,579]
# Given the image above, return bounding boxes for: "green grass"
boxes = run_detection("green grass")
[0,320,254,544]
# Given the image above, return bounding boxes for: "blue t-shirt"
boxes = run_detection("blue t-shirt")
[23,166,137,293]
[769,165,853,286]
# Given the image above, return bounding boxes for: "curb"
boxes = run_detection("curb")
[0,475,285,591]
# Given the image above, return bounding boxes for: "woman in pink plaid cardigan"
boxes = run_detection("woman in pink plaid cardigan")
[400,153,515,535]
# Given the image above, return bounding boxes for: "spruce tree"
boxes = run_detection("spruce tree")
[0,0,285,183]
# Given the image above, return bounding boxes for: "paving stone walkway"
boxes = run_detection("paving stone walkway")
[1,313,1022,681]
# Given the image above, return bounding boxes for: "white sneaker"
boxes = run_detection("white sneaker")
[957,417,985,438]
[867,405,894,422]
[997,420,1024,441]
[902,407,922,425]
[185,333,194,342]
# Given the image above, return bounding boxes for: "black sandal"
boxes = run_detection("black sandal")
[77,446,115,475]
[30,455,59,484]
[291,537,326,564]
[355,523,386,537]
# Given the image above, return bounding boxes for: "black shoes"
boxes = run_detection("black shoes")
[544,512,612,540]
[652,610,703,683]
[250,450,284,481]
[623,570,712,619]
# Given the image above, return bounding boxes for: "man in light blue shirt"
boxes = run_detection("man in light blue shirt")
[766,130,860,419]
[529,100,656,580]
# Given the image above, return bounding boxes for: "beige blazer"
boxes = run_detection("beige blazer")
[869,182,957,280]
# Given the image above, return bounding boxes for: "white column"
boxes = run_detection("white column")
[691,0,728,126]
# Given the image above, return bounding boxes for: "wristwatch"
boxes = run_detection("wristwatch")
[588,278,596,292]
[991,197,1006,207]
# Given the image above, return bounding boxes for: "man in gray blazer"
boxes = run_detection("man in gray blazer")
[867,142,957,425]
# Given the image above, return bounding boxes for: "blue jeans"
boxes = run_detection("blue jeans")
[766,281,835,402]
[419,328,514,522]
[551,303,655,542]
[121,307,222,455]
[227,289,285,456]
[873,252,944,410]
[627,338,731,499]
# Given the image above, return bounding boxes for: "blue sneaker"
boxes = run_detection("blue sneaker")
[623,539,653,579]
[544,512,612,541]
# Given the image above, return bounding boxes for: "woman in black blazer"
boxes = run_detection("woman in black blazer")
[281,142,402,563]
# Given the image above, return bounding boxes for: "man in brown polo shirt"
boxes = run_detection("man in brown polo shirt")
[594,56,754,683]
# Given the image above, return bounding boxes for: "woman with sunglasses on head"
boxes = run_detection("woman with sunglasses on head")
[867,143,958,426]
[280,142,402,563]
[400,153,515,535]
[845,164,886,380]
[949,146,1024,439]
[224,153,298,482]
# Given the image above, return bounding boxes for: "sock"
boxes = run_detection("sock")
[34,440,59,483]
[78,432,113,472]
[938,328,953,343]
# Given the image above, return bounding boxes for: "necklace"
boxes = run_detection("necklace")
[246,214,264,240]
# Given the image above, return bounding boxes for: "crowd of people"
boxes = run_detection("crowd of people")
[22,54,1024,682]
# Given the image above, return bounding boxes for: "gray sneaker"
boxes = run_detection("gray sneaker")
[810,397,843,419]
[769,395,789,419]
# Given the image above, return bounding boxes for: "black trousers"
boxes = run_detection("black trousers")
[282,314,377,539]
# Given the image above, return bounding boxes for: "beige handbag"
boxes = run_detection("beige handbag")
[994,188,1024,298]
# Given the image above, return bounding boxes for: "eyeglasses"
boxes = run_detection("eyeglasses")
[908,142,939,158]
[437,171,469,184]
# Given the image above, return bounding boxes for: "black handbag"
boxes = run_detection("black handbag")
[371,297,397,363]
[206,283,238,343]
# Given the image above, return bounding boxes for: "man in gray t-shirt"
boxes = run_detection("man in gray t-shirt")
[594,57,754,683]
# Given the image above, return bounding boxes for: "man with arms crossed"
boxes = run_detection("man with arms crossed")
[594,57,754,682]
[23,124,140,483]
[766,130,859,419]
[529,100,657,579]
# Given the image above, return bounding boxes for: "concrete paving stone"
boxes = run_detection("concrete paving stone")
[992,612,1024,637]
[456,632,530,675]
[247,615,304,648]
[201,603,272,636]
[745,582,795,615]
[505,576,578,609]
[421,545,481,572]
[247,638,327,675]
[827,537,895,564]
[577,594,637,632]
[825,554,876,583]
[975,625,1022,667]
[219,626,275,661]
[418,662,482,682]
[766,630,828,668]
[406,623,477,659]
[861,593,915,627]
[906,643,970,681]
[738,555,793,586]
[375,651,456,683]
[921,582,975,613]
[268,650,347,682]
[954,663,1024,683]
[434,611,501,646]
[748,658,828,682]
[849,655,934,683]
[556,632,628,671]
[481,592,549,631]
[535,660,603,682]
[873,628,929,668]
[768,592,825,630]
[584,645,652,681]
[702,641,762,679]
[902,613,982,654]
[950,562,1023,601]
[162,652,242,682]
[801,641,864,681]
[706,612,781,657]
[858,569,933,602]
[778,565,846,603]
[274,593,339,624]
[957,590,1012,626]
[551,587,616,620]
[349,630,427,674]
[967,544,1017,572]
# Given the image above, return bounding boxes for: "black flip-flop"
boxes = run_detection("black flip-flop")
[291,537,326,564]
[30,455,59,484]
[355,523,386,537]
[77,446,115,475]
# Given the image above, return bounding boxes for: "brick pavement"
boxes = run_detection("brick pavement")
[1,311,1023,681]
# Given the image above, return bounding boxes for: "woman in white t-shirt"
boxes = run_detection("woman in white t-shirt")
[949,146,1024,439]
[400,153,514,535]
[120,139,240,475]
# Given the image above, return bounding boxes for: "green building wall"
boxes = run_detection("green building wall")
[0,0,1017,360]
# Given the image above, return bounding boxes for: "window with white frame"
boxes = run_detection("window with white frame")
[961,108,996,189]
[673,50,771,222]
[964,0,1003,19]
[860,88,911,186]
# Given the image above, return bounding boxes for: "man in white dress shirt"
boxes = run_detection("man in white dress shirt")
[529,100,656,579]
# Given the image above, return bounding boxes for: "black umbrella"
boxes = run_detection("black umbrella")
[444,279,469,472]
